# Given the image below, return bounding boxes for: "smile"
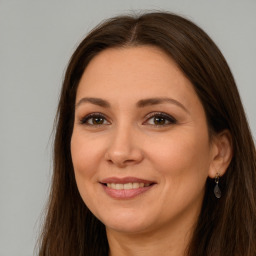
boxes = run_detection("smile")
[100,177,156,199]
[106,183,151,190]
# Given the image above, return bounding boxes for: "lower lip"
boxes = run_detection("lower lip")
[101,184,155,199]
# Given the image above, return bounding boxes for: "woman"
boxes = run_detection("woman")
[39,12,256,256]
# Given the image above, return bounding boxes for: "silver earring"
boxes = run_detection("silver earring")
[214,173,221,198]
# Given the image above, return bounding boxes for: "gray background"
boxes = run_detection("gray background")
[0,0,255,255]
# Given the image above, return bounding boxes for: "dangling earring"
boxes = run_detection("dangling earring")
[214,173,221,198]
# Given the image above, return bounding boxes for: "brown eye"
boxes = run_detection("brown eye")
[153,116,166,125]
[91,117,105,125]
[145,112,177,127]
[80,113,110,126]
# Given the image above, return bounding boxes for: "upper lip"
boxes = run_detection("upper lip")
[100,176,156,184]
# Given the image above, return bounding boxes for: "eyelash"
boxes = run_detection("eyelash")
[79,113,109,126]
[79,112,177,127]
[144,112,177,126]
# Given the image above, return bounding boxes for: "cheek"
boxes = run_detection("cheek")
[148,128,211,191]
[71,132,103,177]
[145,129,211,221]
[70,131,103,203]
[70,132,104,212]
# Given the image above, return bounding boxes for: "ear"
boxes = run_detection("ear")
[208,130,233,178]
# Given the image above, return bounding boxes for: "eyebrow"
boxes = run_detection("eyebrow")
[136,97,189,113]
[75,97,111,108]
[75,97,189,113]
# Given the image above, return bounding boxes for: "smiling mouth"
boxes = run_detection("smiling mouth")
[100,178,156,199]
[104,182,151,190]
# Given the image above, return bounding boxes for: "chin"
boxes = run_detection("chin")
[106,221,151,234]
[98,210,154,234]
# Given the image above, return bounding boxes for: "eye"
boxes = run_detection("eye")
[144,112,177,126]
[80,113,110,126]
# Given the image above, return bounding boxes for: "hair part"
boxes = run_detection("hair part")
[38,12,256,256]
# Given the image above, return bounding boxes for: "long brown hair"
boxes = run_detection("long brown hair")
[38,12,256,256]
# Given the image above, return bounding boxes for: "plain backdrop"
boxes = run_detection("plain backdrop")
[0,0,255,255]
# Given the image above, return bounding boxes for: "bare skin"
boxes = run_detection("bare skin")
[71,46,232,256]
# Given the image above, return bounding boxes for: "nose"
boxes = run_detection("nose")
[104,125,144,168]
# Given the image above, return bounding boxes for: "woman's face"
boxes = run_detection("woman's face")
[71,46,217,234]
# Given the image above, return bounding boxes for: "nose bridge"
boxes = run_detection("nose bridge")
[105,121,143,166]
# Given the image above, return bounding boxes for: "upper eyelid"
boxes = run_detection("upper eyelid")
[79,112,110,124]
[144,111,176,120]
[80,112,108,119]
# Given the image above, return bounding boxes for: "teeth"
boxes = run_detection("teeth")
[133,183,139,189]
[106,182,151,190]
[116,184,123,189]
[124,183,132,189]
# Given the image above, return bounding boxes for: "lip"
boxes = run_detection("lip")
[100,176,155,184]
[100,176,156,200]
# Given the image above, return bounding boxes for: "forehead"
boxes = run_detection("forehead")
[76,46,199,108]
